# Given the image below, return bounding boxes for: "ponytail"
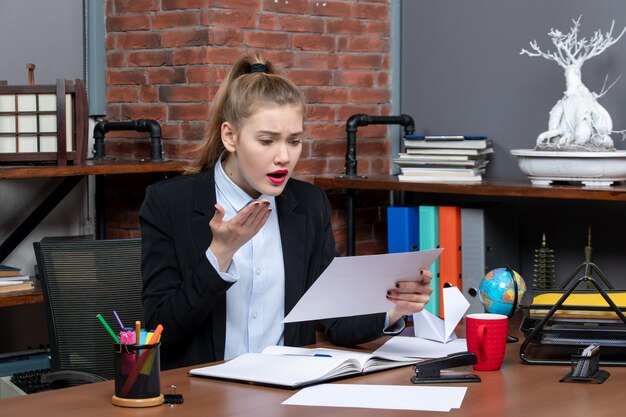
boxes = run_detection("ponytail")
[186,53,305,174]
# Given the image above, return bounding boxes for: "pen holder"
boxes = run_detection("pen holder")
[560,349,610,384]
[112,343,164,407]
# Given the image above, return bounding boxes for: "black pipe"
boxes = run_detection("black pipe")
[93,119,163,161]
[342,114,415,256]
[344,114,415,178]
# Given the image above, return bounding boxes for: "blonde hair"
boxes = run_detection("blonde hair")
[186,53,306,174]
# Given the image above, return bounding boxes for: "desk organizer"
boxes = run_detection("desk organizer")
[519,260,626,366]
[560,349,610,383]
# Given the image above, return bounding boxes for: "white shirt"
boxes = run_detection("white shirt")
[206,161,285,360]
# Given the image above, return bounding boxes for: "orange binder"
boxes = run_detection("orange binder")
[438,206,462,317]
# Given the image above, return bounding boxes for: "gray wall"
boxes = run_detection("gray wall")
[401,0,626,180]
[0,0,83,84]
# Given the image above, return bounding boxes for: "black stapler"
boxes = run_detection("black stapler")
[411,351,481,384]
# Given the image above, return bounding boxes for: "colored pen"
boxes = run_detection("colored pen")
[135,320,141,346]
[96,314,120,343]
[285,353,332,358]
[113,310,124,329]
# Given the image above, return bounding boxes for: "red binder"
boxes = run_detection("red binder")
[438,206,462,317]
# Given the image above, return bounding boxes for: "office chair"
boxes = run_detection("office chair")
[33,238,145,386]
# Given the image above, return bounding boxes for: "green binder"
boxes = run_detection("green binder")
[419,206,440,316]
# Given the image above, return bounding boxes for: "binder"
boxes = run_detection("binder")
[387,207,420,253]
[419,206,439,316]
[438,206,462,317]
[461,206,520,314]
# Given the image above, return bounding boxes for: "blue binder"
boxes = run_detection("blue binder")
[387,207,420,253]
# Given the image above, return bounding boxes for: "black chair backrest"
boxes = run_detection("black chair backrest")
[34,238,145,379]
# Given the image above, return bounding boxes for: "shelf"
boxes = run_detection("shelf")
[0,159,188,179]
[0,281,43,308]
[313,175,626,202]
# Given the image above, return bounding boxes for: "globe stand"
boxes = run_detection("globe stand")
[505,266,520,343]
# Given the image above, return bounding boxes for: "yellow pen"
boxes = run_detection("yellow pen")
[135,320,141,346]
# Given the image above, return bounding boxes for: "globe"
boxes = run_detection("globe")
[479,267,527,316]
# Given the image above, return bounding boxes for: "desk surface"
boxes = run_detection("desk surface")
[0,280,42,308]
[0,160,188,179]
[2,336,624,417]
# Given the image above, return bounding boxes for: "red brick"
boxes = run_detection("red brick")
[107,33,116,49]
[147,68,187,84]
[107,86,139,103]
[186,66,229,83]
[121,104,167,120]
[205,47,246,65]
[244,32,291,49]
[293,34,335,51]
[164,140,200,158]
[338,105,381,121]
[327,157,346,175]
[377,72,389,87]
[304,87,349,104]
[106,14,151,32]
[162,29,210,47]
[107,69,147,85]
[107,105,122,120]
[258,14,278,30]
[311,139,345,157]
[305,122,344,140]
[260,50,294,68]
[117,32,161,50]
[326,19,367,35]
[278,16,324,33]
[335,71,375,87]
[113,0,159,13]
[180,122,207,139]
[369,156,390,174]
[337,37,349,52]
[339,54,383,70]
[151,11,200,29]
[367,20,390,37]
[306,105,335,122]
[210,28,244,46]
[159,85,214,102]
[294,52,338,69]
[140,86,158,102]
[161,0,210,10]
[264,0,308,14]
[168,103,210,121]
[173,48,207,65]
[107,51,126,68]
[359,138,390,154]
[160,123,181,140]
[294,158,327,174]
[348,88,389,103]
[212,0,260,10]
[286,69,332,86]
[309,1,352,17]
[348,37,388,53]
[202,10,255,28]
[354,3,389,20]
[128,50,173,67]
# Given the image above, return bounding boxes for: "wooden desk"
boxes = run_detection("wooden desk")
[1,337,623,417]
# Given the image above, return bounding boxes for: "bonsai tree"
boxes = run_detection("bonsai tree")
[521,16,626,151]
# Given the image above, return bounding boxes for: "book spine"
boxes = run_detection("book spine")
[419,206,439,316]
[460,208,485,314]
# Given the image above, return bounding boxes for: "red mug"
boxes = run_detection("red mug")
[465,313,508,371]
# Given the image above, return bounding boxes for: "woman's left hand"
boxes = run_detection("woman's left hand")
[386,269,433,325]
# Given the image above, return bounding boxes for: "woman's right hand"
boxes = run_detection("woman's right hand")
[208,199,272,271]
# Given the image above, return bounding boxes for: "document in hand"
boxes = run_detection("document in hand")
[413,286,470,343]
[283,248,443,323]
[188,346,419,389]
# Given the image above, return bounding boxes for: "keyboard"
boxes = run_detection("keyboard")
[10,368,52,394]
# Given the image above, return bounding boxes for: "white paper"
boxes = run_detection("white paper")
[283,249,443,323]
[373,336,468,358]
[413,286,470,342]
[282,384,467,412]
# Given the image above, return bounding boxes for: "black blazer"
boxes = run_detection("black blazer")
[140,170,386,369]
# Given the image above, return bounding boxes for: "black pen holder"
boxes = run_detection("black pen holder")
[560,349,610,384]
[112,343,163,407]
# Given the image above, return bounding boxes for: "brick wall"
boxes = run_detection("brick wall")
[104,0,392,254]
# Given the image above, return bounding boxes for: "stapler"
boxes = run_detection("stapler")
[411,351,481,384]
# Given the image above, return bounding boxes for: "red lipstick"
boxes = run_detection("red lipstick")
[267,169,288,185]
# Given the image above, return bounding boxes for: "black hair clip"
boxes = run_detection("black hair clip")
[250,63,267,73]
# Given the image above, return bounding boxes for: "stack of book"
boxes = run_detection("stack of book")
[394,135,493,183]
[0,264,33,294]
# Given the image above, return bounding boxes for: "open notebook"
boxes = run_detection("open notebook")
[189,345,419,389]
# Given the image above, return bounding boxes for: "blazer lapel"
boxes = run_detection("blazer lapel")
[277,184,307,345]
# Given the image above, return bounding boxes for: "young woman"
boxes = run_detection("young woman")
[139,53,433,369]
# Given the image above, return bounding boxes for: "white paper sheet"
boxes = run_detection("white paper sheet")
[282,384,467,412]
[373,336,468,358]
[283,249,443,323]
[413,286,470,342]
